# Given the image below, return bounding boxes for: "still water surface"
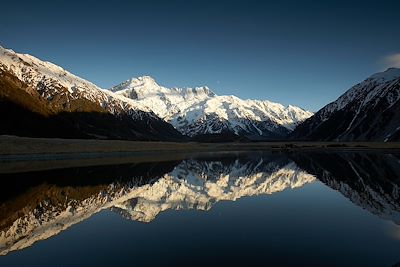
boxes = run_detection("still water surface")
[0,151,399,266]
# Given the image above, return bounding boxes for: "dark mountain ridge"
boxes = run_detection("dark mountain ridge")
[291,68,400,141]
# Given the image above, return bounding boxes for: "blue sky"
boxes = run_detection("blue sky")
[1,0,400,111]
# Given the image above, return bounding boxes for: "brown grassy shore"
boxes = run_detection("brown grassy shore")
[1,135,400,173]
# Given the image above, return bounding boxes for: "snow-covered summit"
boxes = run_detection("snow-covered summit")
[110,75,215,100]
[291,67,400,141]
[110,76,313,138]
[110,76,161,96]
[319,68,400,119]
[368,67,400,83]
[0,46,100,94]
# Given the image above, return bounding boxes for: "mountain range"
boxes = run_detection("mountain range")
[0,46,311,141]
[110,76,312,139]
[1,45,399,141]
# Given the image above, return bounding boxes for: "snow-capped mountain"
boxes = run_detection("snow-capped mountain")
[110,76,313,139]
[0,46,182,140]
[291,68,400,141]
[0,155,315,255]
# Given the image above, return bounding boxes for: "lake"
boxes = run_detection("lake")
[0,151,399,266]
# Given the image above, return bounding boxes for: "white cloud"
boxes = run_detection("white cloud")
[383,53,400,69]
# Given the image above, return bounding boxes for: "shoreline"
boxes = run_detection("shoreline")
[2,135,400,155]
[1,135,400,173]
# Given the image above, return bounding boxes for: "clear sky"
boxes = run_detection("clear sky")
[1,0,400,111]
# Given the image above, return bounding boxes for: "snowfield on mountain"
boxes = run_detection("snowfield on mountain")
[110,76,313,139]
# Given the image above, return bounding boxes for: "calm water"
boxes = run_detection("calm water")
[0,151,399,267]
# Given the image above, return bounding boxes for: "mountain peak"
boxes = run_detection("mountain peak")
[129,75,157,86]
[110,76,216,99]
[291,67,400,141]
[125,75,159,90]
[368,67,400,82]
[110,75,161,95]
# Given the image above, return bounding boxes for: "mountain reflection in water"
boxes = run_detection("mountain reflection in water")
[0,151,399,265]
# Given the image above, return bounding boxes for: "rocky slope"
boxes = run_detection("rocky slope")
[291,68,400,141]
[0,46,183,140]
